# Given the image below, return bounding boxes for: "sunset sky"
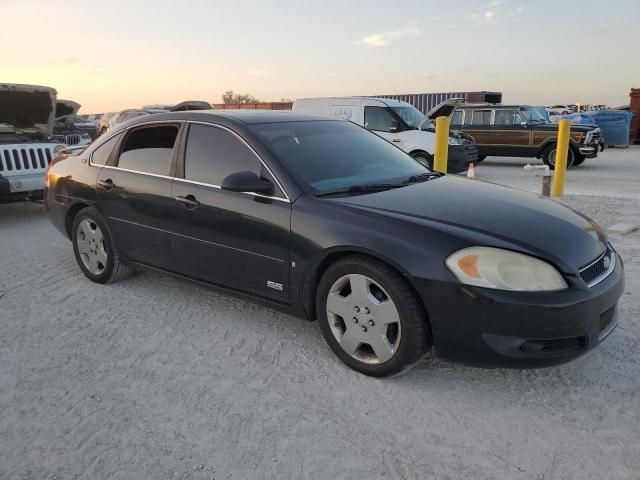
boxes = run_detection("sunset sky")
[2,0,638,113]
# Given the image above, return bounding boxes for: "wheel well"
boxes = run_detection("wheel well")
[302,250,422,322]
[65,202,90,238]
[409,149,432,158]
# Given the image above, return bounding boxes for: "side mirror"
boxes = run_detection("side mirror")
[520,121,527,127]
[389,120,399,133]
[221,171,274,195]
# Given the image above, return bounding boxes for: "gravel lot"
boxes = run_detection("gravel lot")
[1,147,639,480]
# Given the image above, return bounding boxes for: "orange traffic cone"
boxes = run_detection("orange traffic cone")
[467,163,476,179]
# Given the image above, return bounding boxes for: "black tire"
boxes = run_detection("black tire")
[573,154,586,166]
[71,206,133,284]
[316,255,432,377]
[476,155,487,163]
[542,144,574,171]
[411,151,434,170]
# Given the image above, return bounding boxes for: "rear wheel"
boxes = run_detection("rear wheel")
[72,207,132,283]
[411,151,434,170]
[542,144,574,170]
[316,255,431,377]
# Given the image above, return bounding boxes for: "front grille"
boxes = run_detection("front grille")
[0,146,54,172]
[66,134,82,145]
[579,246,615,287]
[599,305,617,332]
[520,336,587,355]
[51,134,82,145]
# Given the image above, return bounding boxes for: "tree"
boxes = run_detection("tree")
[222,91,260,104]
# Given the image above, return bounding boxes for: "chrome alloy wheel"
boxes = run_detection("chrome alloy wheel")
[326,274,401,364]
[76,219,107,275]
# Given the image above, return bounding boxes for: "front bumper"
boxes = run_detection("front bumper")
[413,253,624,368]
[0,173,44,196]
[578,145,599,158]
[447,143,478,174]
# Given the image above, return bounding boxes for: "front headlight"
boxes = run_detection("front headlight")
[448,137,463,145]
[585,131,593,143]
[53,145,66,154]
[446,247,568,291]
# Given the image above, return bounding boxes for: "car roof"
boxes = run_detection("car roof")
[124,109,337,125]
[295,96,409,108]
[459,103,536,109]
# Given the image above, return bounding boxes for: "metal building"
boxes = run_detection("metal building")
[375,91,502,114]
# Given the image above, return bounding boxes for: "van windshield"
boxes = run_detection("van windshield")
[249,120,429,194]
[391,106,424,129]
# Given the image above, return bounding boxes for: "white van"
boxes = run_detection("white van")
[292,97,477,173]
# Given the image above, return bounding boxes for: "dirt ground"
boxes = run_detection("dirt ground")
[1,148,639,480]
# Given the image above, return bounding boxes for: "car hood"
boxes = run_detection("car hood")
[0,83,57,133]
[55,100,81,118]
[332,176,607,272]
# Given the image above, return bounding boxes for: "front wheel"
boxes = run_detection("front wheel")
[72,207,133,284]
[411,151,434,170]
[542,144,574,170]
[316,255,431,377]
[572,154,586,166]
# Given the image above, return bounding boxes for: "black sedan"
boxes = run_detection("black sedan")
[44,111,624,377]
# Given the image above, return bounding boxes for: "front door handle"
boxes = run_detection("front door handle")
[392,139,401,143]
[98,179,115,190]
[175,194,200,209]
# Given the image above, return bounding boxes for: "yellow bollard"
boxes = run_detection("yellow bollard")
[433,116,450,174]
[551,119,571,197]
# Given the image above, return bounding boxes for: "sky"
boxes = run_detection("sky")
[1,0,639,113]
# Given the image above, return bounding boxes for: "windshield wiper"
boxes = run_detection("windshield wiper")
[405,172,443,183]
[315,183,405,197]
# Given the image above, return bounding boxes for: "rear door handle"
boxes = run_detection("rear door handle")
[98,179,114,190]
[175,195,200,209]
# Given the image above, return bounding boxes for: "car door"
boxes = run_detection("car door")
[489,108,533,156]
[460,109,492,155]
[169,122,291,302]
[95,122,182,270]
[364,106,404,149]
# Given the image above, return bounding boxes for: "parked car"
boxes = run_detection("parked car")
[54,100,98,143]
[45,110,623,377]
[546,104,574,115]
[452,104,602,168]
[0,83,65,201]
[103,108,165,135]
[293,97,477,173]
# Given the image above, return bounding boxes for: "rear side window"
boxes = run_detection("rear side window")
[364,107,397,132]
[494,110,517,126]
[91,134,121,166]
[470,110,491,126]
[450,110,463,127]
[117,125,178,175]
[184,124,263,186]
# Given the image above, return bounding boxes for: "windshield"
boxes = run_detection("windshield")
[520,107,549,124]
[249,120,428,194]
[391,106,424,129]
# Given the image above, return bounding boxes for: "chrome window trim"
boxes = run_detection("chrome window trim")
[90,118,291,204]
[185,120,291,202]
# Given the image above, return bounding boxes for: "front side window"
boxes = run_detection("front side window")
[184,124,277,191]
[471,110,491,126]
[91,133,121,166]
[249,120,427,194]
[117,125,178,175]
[364,107,399,133]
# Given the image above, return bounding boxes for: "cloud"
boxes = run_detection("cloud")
[467,3,524,26]
[355,25,421,47]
